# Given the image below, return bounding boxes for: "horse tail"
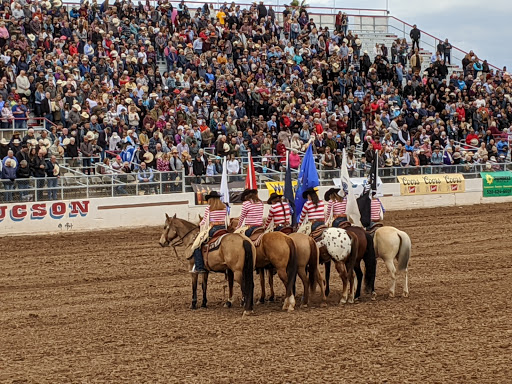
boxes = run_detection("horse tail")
[307,237,319,291]
[285,236,298,296]
[396,230,411,271]
[242,239,254,307]
[347,232,359,272]
[363,233,377,291]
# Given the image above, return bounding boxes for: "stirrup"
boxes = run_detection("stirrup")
[190,265,197,273]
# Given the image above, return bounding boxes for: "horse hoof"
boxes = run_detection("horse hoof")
[371,292,377,301]
[190,304,197,310]
[320,302,328,308]
[301,304,308,309]
[339,299,347,305]
[348,298,354,304]
[389,292,395,298]
[258,298,265,304]
[268,296,275,302]
[201,304,207,309]
[403,292,409,298]
[242,310,251,318]
[224,301,232,308]
[287,307,295,312]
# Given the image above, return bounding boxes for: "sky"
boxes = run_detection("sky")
[304,0,510,69]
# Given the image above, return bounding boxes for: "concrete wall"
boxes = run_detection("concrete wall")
[1,181,510,236]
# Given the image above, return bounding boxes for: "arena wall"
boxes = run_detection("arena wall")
[1,179,509,236]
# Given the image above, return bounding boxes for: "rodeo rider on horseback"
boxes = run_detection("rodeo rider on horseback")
[298,187,325,233]
[235,188,265,236]
[264,193,292,231]
[324,187,348,227]
[191,191,228,274]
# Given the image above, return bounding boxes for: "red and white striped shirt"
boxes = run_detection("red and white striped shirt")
[371,199,382,221]
[237,201,264,228]
[200,206,228,226]
[265,202,291,227]
[325,199,347,222]
[299,200,325,225]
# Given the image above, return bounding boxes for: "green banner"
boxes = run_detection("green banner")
[480,171,512,197]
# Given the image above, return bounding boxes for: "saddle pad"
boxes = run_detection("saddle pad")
[297,222,312,235]
[234,226,249,234]
[280,227,294,235]
[311,225,328,242]
[366,223,383,234]
[206,233,229,252]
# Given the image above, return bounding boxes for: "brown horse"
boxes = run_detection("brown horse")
[227,218,298,312]
[159,214,255,315]
[289,233,327,307]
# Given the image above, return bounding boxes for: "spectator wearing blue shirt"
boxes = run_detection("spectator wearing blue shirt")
[496,136,509,157]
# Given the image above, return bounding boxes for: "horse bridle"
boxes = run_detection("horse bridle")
[167,225,199,258]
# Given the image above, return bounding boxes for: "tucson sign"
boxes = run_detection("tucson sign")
[0,200,90,222]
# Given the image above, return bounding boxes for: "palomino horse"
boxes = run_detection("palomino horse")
[227,218,298,312]
[159,214,255,315]
[373,226,412,298]
[318,228,360,304]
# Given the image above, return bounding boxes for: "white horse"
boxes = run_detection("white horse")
[373,226,411,298]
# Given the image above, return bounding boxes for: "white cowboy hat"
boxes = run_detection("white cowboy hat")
[112,132,119,138]
[27,34,36,42]
[53,0,62,7]
[143,152,154,163]
[0,138,7,145]
[125,98,132,104]
[62,138,71,146]
[86,132,95,141]
[110,50,118,58]
[354,135,361,144]
[149,92,158,98]
[43,138,51,148]
[53,163,60,176]
[72,104,81,111]
[81,112,90,119]
[112,18,120,26]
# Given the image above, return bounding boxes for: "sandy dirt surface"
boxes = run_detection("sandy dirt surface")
[1,203,512,383]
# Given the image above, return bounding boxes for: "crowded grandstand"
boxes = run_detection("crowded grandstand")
[0,0,510,202]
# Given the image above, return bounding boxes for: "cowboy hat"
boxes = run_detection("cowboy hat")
[125,98,133,104]
[241,188,258,202]
[149,92,158,98]
[112,17,120,26]
[86,132,95,141]
[0,138,8,145]
[27,34,36,41]
[43,138,51,148]
[53,163,60,176]
[13,139,20,145]
[354,135,361,144]
[62,138,71,146]
[302,187,318,200]
[53,0,62,7]
[267,192,283,205]
[323,188,341,201]
[143,152,154,163]
[72,104,81,111]
[385,158,393,167]
[204,190,222,201]
[81,112,90,119]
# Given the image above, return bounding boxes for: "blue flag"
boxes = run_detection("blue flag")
[294,145,319,222]
[284,152,297,226]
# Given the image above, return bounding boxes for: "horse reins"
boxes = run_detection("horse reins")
[168,225,199,259]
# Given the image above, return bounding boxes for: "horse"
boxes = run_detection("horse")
[159,214,256,316]
[338,222,377,301]
[318,228,360,304]
[227,218,298,312]
[373,226,412,298]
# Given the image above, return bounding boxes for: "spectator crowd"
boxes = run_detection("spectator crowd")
[0,0,511,202]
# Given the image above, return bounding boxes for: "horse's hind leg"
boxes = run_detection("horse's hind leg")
[383,257,397,297]
[298,268,309,308]
[354,264,363,301]
[316,268,327,306]
[277,268,295,311]
[268,270,275,302]
[334,261,349,304]
[324,260,331,297]
[201,272,209,308]
[191,273,198,310]
[224,270,234,308]
[403,268,409,298]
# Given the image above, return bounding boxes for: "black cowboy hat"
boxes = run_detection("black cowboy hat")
[204,191,222,201]
[324,188,341,201]
[302,187,318,200]
[241,188,258,202]
[267,192,282,205]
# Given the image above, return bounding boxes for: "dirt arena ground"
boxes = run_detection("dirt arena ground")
[1,203,511,383]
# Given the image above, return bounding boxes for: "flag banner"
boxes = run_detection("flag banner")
[398,174,465,195]
[294,145,319,222]
[284,151,297,226]
[341,149,362,226]
[357,190,372,228]
[245,152,257,190]
[191,181,245,205]
[332,177,383,197]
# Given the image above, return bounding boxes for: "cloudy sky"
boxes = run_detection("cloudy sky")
[302,0,510,69]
